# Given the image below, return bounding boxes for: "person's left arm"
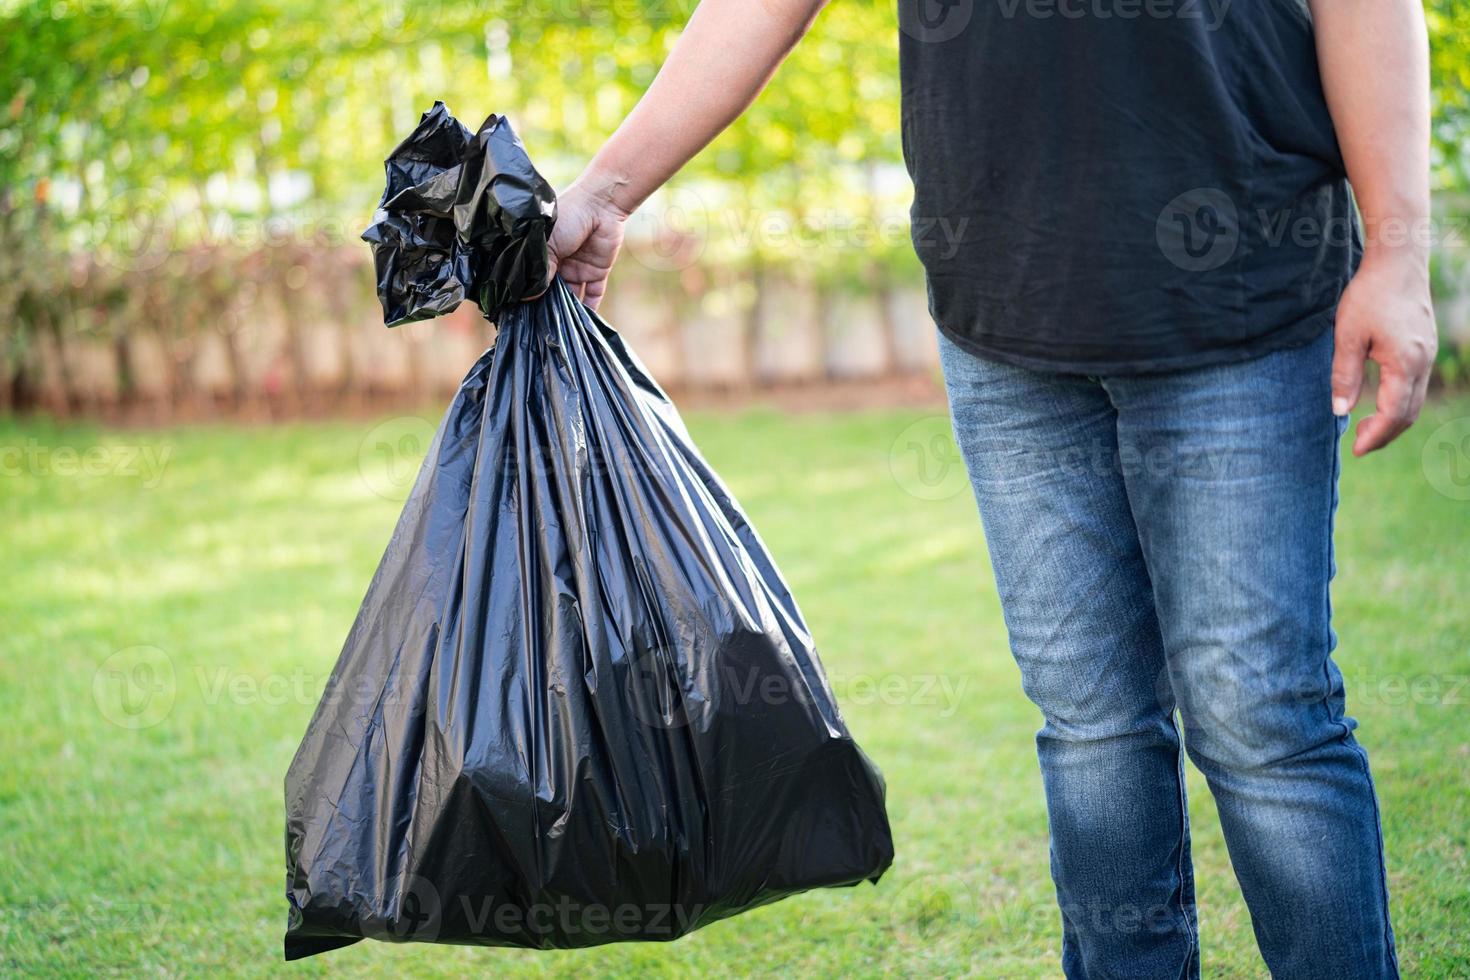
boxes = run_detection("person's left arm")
[1309,0,1437,456]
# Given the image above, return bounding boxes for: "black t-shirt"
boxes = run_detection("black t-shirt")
[899,0,1359,374]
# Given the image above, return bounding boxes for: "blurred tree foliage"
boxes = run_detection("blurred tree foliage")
[1426,0,1470,384]
[1427,0,1470,190]
[0,0,903,272]
[0,0,1467,407]
[3,0,1468,264]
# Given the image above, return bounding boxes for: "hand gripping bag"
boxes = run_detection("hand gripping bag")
[283,104,894,959]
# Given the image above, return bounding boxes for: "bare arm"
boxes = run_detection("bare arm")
[1310,0,1437,456]
[546,0,828,309]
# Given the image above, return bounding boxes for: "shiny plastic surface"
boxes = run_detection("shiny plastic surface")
[362,102,556,327]
[284,106,893,960]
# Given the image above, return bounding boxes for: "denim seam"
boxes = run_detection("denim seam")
[1169,713,1200,980]
[1349,740,1399,977]
[1324,414,1399,978]
[1113,416,1198,979]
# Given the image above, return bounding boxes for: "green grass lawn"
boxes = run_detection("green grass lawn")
[2,395,1468,978]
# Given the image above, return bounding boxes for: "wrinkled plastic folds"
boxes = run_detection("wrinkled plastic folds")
[362,102,556,326]
[283,105,894,959]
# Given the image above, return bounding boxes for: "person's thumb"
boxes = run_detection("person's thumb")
[532,219,578,298]
[1330,321,1367,417]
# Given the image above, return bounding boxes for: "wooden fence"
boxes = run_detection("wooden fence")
[6,244,942,421]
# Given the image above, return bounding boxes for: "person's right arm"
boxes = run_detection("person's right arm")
[545,0,829,309]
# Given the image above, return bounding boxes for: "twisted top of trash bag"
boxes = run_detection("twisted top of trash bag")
[362,102,557,326]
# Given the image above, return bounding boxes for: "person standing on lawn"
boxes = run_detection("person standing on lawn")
[543,1,1435,976]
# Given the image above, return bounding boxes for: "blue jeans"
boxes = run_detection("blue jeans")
[938,327,1397,979]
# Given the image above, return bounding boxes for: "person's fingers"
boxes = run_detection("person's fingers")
[1351,365,1417,456]
[524,266,553,302]
[1352,414,1411,457]
[526,241,565,301]
[1409,363,1431,426]
[543,241,570,289]
[557,257,604,283]
[584,275,608,311]
[1330,325,1367,417]
[511,192,623,309]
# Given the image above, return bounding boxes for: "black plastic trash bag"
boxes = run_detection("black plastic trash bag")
[283,103,894,960]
